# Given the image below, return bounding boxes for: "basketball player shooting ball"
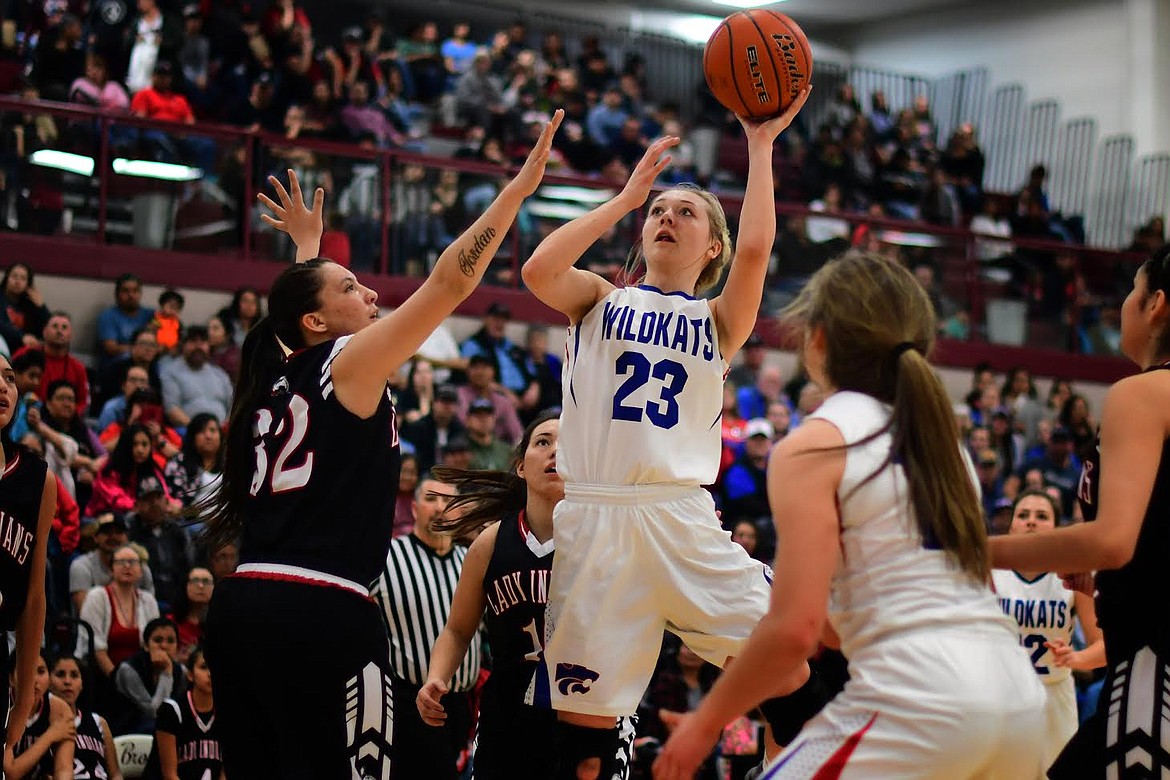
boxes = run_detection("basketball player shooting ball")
[521,86,824,779]
[199,111,562,780]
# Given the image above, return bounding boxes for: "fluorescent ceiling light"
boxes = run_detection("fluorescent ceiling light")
[659,14,725,45]
[113,158,203,181]
[536,185,616,204]
[29,150,94,176]
[711,0,787,8]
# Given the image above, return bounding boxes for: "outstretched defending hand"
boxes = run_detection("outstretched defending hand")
[507,108,565,198]
[257,169,324,253]
[737,84,813,146]
[619,135,680,208]
[652,710,724,780]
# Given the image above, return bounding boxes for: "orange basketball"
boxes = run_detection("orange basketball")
[703,9,813,120]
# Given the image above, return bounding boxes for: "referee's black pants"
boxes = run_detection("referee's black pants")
[391,676,472,780]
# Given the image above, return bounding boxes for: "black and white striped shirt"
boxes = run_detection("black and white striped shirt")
[371,534,481,691]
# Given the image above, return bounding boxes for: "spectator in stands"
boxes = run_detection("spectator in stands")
[1059,393,1096,464]
[397,358,436,426]
[0,263,50,350]
[97,326,160,411]
[465,398,513,471]
[127,475,192,611]
[521,325,562,419]
[1017,164,1050,215]
[737,365,783,421]
[1000,366,1044,447]
[98,385,179,470]
[396,20,444,103]
[825,83,860,136]
[206,541,238,582]
[151,288,183,355]
[31,11,84,101]
[637,638,720,773]
[877,147,925,220]
[97,274,155,373]
[586,83,628,149]
[123,0,179,95]
[163,412,222,512]
[969,197,1014,262]
[456,355,523,445]
[23,311,89,413]
[176,4,210,107]
[731,519,760,560]
[988,408,1025,477]
[261,0,310,41]
[719,383,747,452]
[609,116,649,169]
[215,287,263,348]
[32,378,106,505]
[460,302,533,402]
[87,422,172,519]
[392,454,418,539]
[327,24,381,101]
[1046,379,1073,417]
[160,325,232,427]
[940,123,985,213]
[88,0,133,78]
[70,513,155,611]
[1013,425,1080,519]
[539,29,571,76]
[413,319,466,387]
[113,616,184,735]
[77,543,161,679]
[225,71,283,133]
[455,49,505,132]
[919,165,963,227]
[805,183,852,246]
[440,21,478,83]
[868,90,895,142]
[721,418,773,524]
[401,384,466,474]
[68,53,130,124]
[727,333,765,391]
[9,349,44,448]
[339,79,403,148]
[975,449,1006,522]
[98,367,152,432]
[766,400,792,442]
[1080,300,1122,357]
[205,316,240,380]
[168,566,213,665]
[840,120,875,208]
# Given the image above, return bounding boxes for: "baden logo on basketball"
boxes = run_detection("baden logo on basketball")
[555,663,600,695]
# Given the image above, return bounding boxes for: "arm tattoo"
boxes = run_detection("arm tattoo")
[458,226,498,277]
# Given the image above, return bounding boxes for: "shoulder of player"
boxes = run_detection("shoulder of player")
[46,693,71,718]
[1104,372,1170,427]
[466,520,501,562]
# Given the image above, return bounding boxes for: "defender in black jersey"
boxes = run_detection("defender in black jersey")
[0,353,57,772]
[49,655,120,780]
[991,244,1170,778]
[8,653,73,780]
[418,414,635,779]
[201,118,561,779]
[143,649,221,780]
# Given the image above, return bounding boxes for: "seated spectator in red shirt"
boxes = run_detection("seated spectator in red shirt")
[15,311,90,414]
[130,61,194,124]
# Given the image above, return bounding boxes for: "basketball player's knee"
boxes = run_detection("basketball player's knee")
[554,721,619,780]
[758,665,829,747]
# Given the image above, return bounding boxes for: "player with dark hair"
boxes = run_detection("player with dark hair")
[6,650,74,779]
[142,647,221,780]
[200,112,561,779]
[0,352,57,775]
[520,90,821,780]
[992,243,1170,778]
[49,655,122,780]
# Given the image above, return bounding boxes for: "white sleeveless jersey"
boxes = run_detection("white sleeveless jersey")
[811,391,1017,658]
[558,285,725,486]
[991,569,1076,684]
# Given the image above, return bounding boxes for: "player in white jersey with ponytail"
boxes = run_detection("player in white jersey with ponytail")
[521,86,825,780]
[991,489,1101,769]
[654,252,1046,780]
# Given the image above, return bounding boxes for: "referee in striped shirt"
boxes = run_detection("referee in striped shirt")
[371,472,482,780]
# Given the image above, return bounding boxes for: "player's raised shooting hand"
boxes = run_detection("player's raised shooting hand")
[258,170,324,260]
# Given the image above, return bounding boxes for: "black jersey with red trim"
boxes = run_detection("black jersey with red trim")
[0,451,46,630]
[1077,364,1170,660]
[13,691,55,778]
[143,693,222,780]
[481,510,554,713]
[239,336,400,585]
[72,710,109,779]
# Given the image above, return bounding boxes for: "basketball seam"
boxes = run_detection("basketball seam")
[743,11,783,117]
[724,15,751,120]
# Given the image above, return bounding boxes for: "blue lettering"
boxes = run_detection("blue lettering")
[688,318,703,356]
[671,315,689,353]
[654,312,673,347]
[1056,601,1067,628]
[703,317,715,361]
[621,307,637,341]
[638,312,656,344]
[602,302,622,340]
[1014,602,1025,625]
[1036,599,1048,628]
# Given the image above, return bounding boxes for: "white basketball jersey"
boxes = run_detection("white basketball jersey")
[991,569,1076,684]
[810,391,1017,658]
[558,285,725,486]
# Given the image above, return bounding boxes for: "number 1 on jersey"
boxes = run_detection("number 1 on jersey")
[251,393,315,496]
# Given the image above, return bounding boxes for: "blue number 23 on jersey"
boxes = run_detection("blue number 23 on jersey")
[611,350,689,429]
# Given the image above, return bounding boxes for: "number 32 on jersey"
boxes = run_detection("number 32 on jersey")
[251,394,314,495]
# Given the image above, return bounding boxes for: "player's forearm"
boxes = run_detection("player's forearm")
[734,141,778,263]
[426,628,472,686]
[989,521,1126,574]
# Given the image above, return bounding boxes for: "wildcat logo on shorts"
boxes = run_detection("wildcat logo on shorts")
[555,663,600,695]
